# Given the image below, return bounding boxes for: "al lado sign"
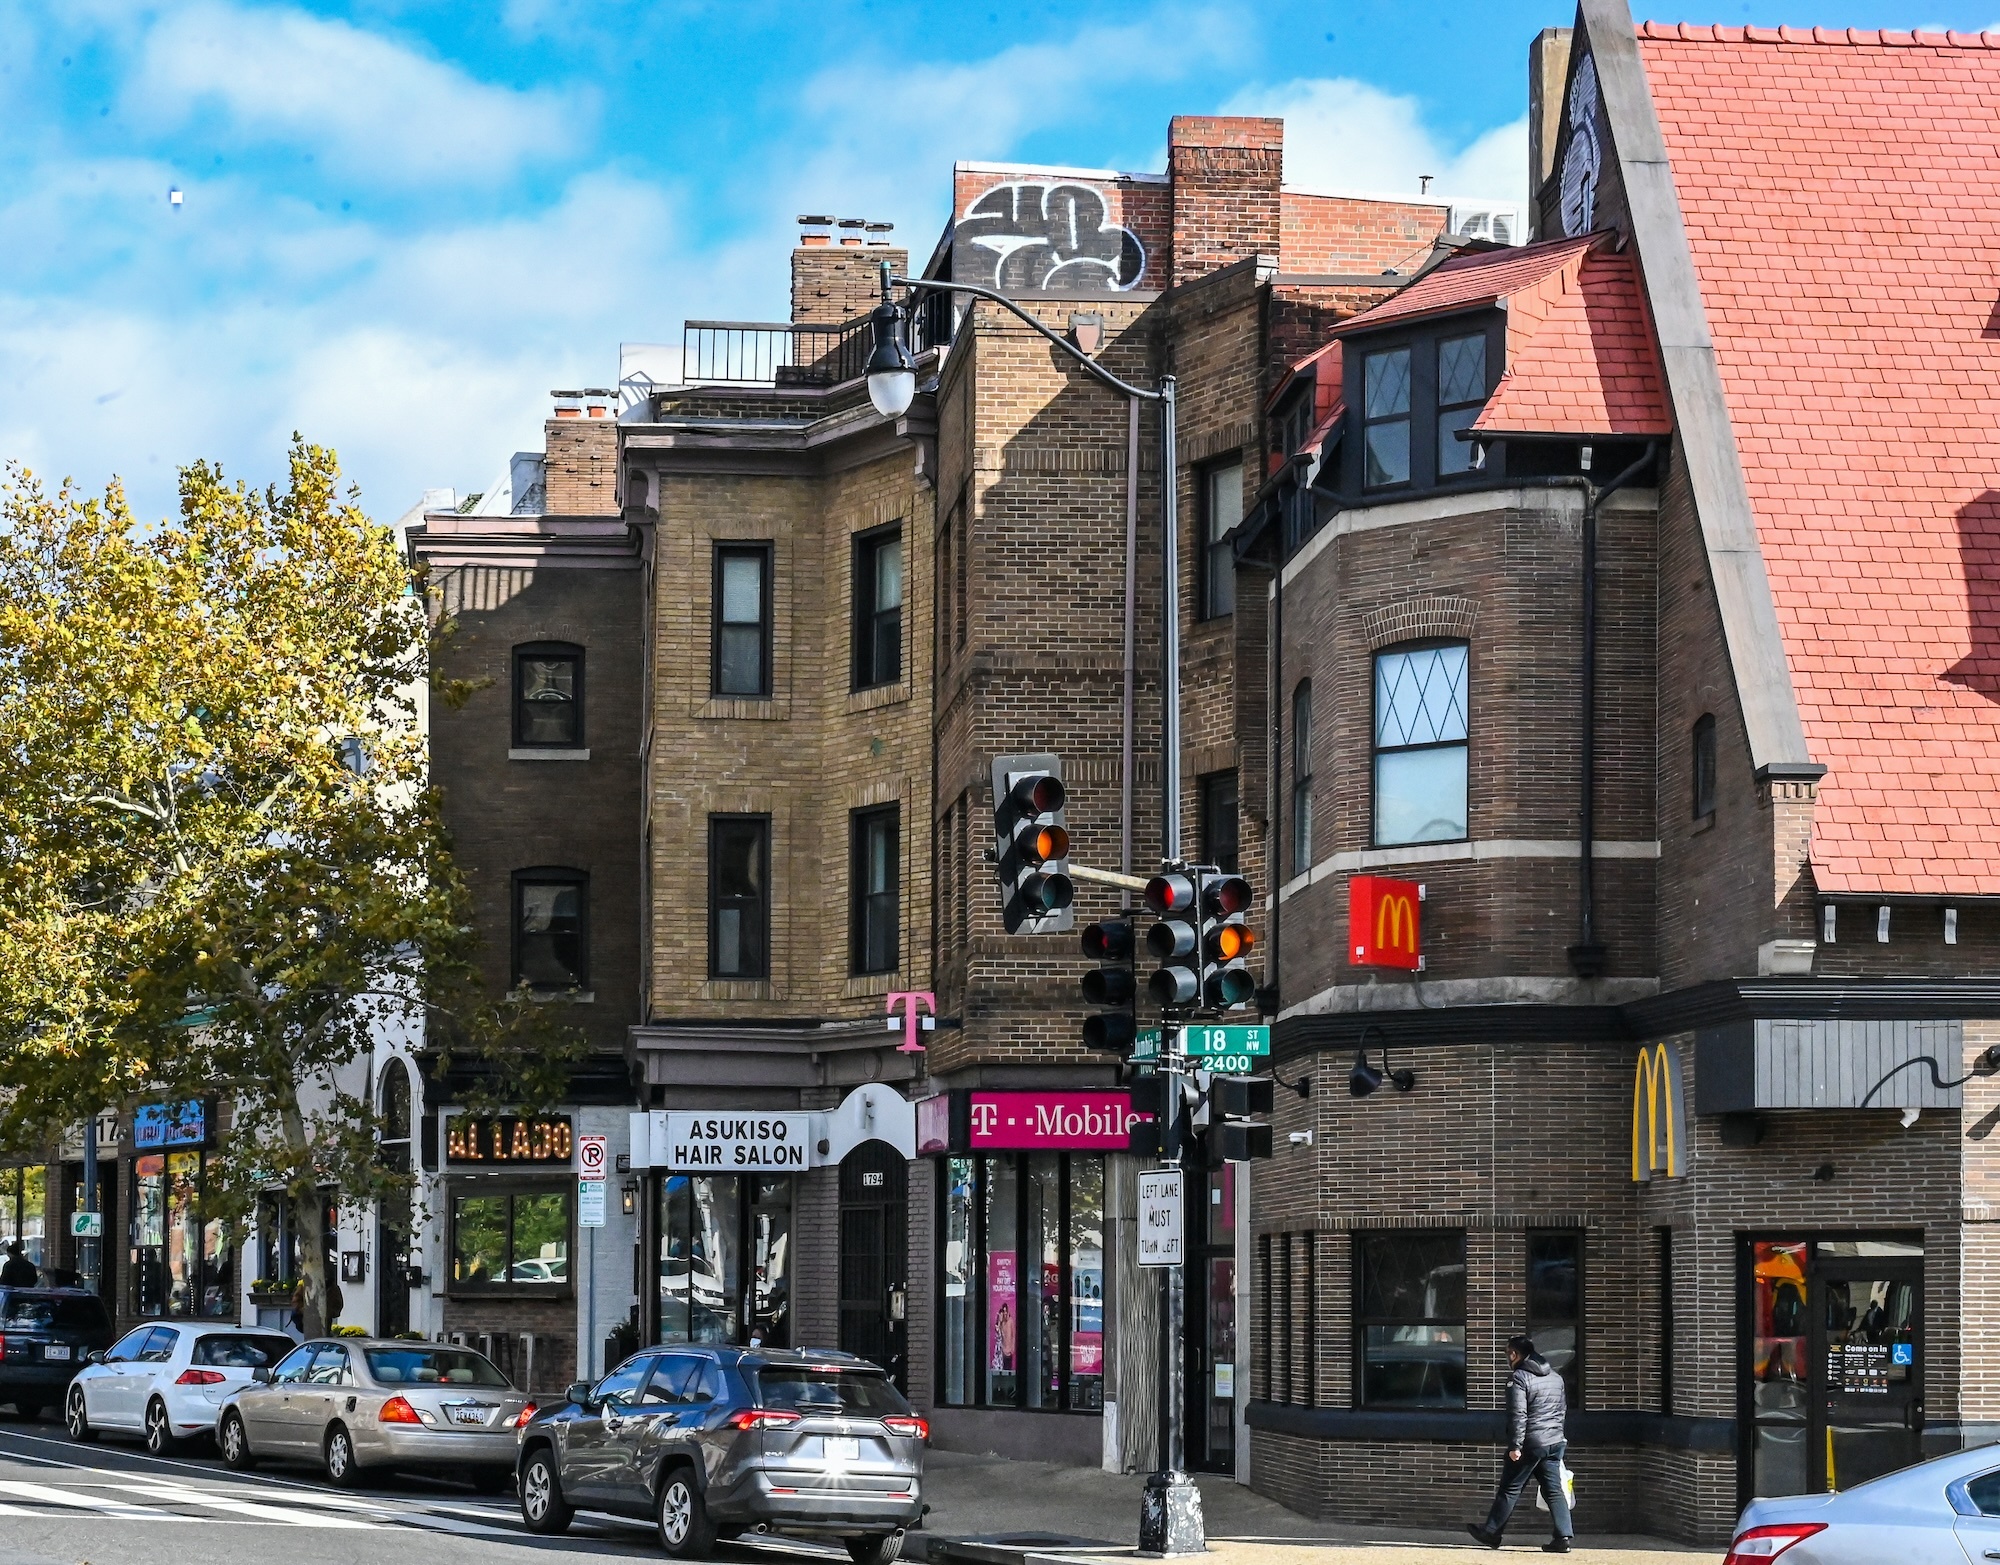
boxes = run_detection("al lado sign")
[656,1112,812,1171]
[1349,874,1424,970]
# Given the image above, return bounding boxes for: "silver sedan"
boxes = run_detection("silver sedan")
[215,1337,530,1491]
[1731,1444,2000,1562]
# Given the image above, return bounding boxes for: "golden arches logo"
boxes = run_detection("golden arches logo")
[1375,894,1418,954]
[1632,1041,1685,1182]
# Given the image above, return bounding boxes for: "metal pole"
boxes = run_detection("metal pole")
[1140,1016,1204,1555]
[81,1119,99,1296]
[1159,378,1180,861]
[1122,396,1139,909]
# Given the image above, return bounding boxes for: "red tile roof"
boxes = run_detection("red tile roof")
[1473,246,1672,439]
[1638,24,2000,894]
[1333,234,1597,333]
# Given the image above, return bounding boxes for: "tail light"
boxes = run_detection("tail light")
[1723,1524,1828,1564]
[727,1408,803,1431]
[511,1402,538,1429]
[175,1369,226,1386]
[882,1415,929,1442]
[379,1396,423,1425]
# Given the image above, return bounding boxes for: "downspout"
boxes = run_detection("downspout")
[1569,440,1658,978]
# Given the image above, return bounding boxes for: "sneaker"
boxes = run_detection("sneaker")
[1464,1524,1501,1548]
[1543,1540,1572,1554]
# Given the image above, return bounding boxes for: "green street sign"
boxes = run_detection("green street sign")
[1132,1024,1267,1060]
[1135,1029,1160,1061]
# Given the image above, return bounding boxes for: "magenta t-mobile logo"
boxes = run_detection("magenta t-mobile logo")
[885,990,935,1053]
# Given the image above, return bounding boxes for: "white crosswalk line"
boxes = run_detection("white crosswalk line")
[117,1478,380,1528]
[0,1478,178,1517]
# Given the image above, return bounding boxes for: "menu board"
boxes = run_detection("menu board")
[1833,1343,1892,1394]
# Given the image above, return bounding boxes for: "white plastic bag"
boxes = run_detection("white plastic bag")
[1533,1460,1576,1511]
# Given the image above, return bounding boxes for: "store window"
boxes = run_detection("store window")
[0,1166,50,1270]
[450,1188,570,1292]
[513,643,582,748]
[936,1153,1105,1413]
[1374,642,1470,846]
[1527,1230,1584,1405]
[252,1193,336,1296]
[132,1153,235,1318]
[1355,1229,1466,1408]
[658,1173,792,1346]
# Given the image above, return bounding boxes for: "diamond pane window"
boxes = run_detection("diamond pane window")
[1437,333,1489,478]
[1374,644,1470,845]
[1363,348,1412,489]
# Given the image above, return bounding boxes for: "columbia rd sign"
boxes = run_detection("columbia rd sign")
[657,1112,812,1171]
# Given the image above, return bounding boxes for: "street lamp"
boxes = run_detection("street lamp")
[867,263,1201,1558]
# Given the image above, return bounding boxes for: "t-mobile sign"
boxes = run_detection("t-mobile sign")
[967,1091,1137,1150]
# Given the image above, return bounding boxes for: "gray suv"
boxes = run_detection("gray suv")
[516,1347,924,1562]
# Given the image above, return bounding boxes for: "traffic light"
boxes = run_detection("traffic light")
[1208,1075,1274,1162]
[1126,1072,1182,1158]
[1199,873,1257,1010]
[990,754,1074,934]
[1144,870,1201,1009]
[1080,918,1136,1053]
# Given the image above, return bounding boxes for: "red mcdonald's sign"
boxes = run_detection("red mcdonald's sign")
[1348,875,1423,969]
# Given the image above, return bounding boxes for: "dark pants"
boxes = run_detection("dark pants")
[1483,1440,1572,1538]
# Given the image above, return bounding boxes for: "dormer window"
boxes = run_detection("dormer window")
[1347,313,1503,498]
[1363,348,1412,488]
[1436,334,1488,477]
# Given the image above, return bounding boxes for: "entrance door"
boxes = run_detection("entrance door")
[1746,1237,1923,1503]
[1183,1162,1237,1474]
[376,1185,411,1338]
[838,1142,907,1388]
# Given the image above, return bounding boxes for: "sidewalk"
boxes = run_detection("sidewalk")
[916,1451,1722,1565]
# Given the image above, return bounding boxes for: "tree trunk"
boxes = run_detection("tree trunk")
[293,1187,328,1339]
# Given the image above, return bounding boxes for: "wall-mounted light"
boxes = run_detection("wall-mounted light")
[1281,1074,1312,1100]
[1349,1025,1416,1098]
[619,1181,638,1217]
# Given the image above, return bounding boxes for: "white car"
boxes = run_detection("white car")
[66,1323,296,1456]
[1729,1443,2000,1562]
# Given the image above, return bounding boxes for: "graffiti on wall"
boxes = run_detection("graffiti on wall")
[956,182,1147,292]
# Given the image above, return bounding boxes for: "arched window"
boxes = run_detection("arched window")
[1692,713,1717,820]
[1291,681,1314,877]
[379,1059,412,1144]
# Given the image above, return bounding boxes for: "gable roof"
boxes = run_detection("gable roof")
[1635,22,2000,894]
[1333,233,1596,334]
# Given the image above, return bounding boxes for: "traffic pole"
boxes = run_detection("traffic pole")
[1139,1017,1205,1555]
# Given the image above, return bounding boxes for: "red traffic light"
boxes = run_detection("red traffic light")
[1144,873,1197,915]
[1081,920,1133,960]
[1203,874,1252,915]
[1008,774,1066,814]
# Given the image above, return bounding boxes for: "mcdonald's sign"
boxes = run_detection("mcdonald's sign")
[1632,1041,1687,1182]
[1348,875,1423,970]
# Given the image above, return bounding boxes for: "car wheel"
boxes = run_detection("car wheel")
[656,1467,716,1559]
[219,1412,256,1470]
[12,1402,43,1423]
[323,1424,364,1488]
[518,1450,574,1535]
[847,1532,905,1565]
[144,1399,180,1456]
[65,1387,96,1443]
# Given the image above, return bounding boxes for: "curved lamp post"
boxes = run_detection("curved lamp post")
[867,263,1202,1556]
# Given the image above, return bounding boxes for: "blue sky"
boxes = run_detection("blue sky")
[7,0,2000,523]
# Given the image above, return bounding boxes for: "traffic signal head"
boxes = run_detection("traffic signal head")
[991,755,1074,934]
[1207,1073,1275,1163]
[1198,871,1257,1010]
[1144,871,1202,1009]
[1080,916,1138,1053]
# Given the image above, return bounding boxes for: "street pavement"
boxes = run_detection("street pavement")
[0,1413,1721,1565]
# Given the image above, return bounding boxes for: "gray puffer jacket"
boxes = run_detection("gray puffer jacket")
[1508,1355,1567,1450]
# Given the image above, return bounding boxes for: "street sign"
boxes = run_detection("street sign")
[578,1177,607,1228]
[1184,1024,1269,1056]
[1137,1169,1183,1268]
[1135,1029,1160,1062]
[577,1134,609,1179]
[70,1212,103,1239]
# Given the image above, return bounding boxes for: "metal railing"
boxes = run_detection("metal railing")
[681,287,957,389]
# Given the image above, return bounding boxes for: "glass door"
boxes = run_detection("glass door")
[1184,1162,1237,1473]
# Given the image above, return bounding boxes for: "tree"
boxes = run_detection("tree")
[0,440,575,1335]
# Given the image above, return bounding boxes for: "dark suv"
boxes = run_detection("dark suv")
[516,1347,925,1562]
[0,1288,115,1420]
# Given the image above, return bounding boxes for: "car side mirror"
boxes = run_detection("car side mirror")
[252,1367,273,1383]
[84,1351,105,1365]
[564,1380,593,1408]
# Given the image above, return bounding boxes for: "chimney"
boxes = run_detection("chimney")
[551,389,583,419]
[793,217,908,327]
[1527,29,1575,239]
[1168,116,1283,287]
[544,391,619,514]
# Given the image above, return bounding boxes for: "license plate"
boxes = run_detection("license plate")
[42,1345,69,1361]
[449,1405,489,1426]
[825,1437,858,1462]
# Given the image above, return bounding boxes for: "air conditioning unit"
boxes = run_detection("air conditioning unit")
[1448,203,1523,246]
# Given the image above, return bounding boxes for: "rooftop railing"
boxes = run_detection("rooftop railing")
[681,288,956,389]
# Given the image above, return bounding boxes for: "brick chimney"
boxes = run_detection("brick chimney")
[792,215,909,327]
[1168,116,1284,286]
[543,388,619,515]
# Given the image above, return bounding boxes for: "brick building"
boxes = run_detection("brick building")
[1233,1,2000,1544]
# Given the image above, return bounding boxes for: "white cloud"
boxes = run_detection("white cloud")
[1223,77,1528,208]
[126,2,577,185]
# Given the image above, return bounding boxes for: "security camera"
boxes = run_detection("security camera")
[1288,1130,1314,1147]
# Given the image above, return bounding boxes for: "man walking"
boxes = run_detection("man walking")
[1,1240,38,1287]
[1467,1334,1573,1553]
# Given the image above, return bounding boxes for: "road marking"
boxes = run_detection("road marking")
[118,1478,380,1528]
[0,1478,177,1516]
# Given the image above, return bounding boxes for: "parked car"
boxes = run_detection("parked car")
[0,1287,115,1423]
[66,1323,295,1454]
[516,1346,925,1563]
[1728,1443,2000,1562]
[215,1336,530,1491]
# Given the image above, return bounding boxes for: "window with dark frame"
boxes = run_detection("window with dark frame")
[1657,1226,1674,1413]
[1527,1230,1584,1406]
[1355,1229,1467,1408]
[513,643,582,748]
[1692,713,1717,820]
[1304,1235,1318,1406]
[713,544,772,698]
[513,870,587,991]
[709,815,770,980]
[1200,460,1242,620]
[1279,1234,1294,1402]
[1363,347,1412,488]
[1291,681,1314,876]
[450,1188,570,1292]
[853,525,904,690]
[1258,1233,1273,1401]
[851,805,900,975]
[1435,332,1489,478]
[1198,770,1239,875]
[1374,642,1470,846]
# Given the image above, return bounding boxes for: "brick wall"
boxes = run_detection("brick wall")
[1279,193,1451,275]
[1169,117,1283,287]
[544,414,620,515]
[792,244,908,327]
